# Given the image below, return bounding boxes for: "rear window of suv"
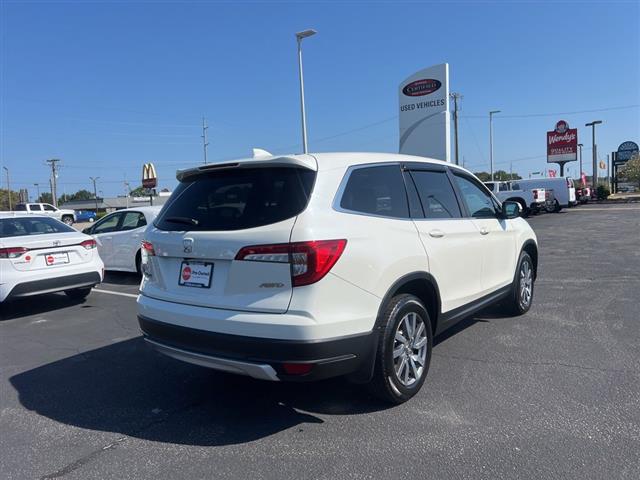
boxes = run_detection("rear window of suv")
[155,166,316,231]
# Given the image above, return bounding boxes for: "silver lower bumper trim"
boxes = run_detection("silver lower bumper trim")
[144,338,280,382]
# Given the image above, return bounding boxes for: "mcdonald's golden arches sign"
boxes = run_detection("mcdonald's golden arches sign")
[142,163,157,189]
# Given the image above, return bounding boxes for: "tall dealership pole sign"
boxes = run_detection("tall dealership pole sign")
[612,141,639,193]
[547,120,577,177]
[142,162,158,206]
[399,63,450,162]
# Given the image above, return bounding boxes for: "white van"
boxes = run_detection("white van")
[516,177,576,211]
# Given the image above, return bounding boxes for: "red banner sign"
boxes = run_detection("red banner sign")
[547,120,577,164]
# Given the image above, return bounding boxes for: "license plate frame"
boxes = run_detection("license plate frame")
[178,261,213,288]
[45,252,70,266]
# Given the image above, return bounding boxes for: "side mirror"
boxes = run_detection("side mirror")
[502,201,521,219]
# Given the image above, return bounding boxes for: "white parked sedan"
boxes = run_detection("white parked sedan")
[0,215,104,303]
[82,206,162,274]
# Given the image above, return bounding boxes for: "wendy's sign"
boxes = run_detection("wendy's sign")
[547,120,578,164]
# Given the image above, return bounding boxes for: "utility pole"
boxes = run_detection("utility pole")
[3,167,11,210]
[124,181,131,208]
[46,158,61,207]
[450,93,462,165]
[90,176,100,213]
[34,183,40,202]
[489,110,501,181]
[578,143,584,185]
[201,117,209,164]
[585,120,602,192]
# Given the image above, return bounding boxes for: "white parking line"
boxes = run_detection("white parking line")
[92,288,139,299]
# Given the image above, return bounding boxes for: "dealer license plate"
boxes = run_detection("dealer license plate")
[178,261,213,288]
[45,252,70,266]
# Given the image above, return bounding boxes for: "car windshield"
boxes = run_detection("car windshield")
[0,217,76,238]
[156,166,316,231]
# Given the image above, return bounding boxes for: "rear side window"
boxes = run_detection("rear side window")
[0,217,75,238]
[15,204,27,211]
[339,165,409,218]
[409,171,461,218]
[156,167,315,231]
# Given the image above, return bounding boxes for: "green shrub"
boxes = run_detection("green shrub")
[596,185,610,200]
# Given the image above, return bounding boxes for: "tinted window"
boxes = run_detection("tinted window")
[453,174,498,218]
[0,217,75,238]
[43,204,56,211]
[156,167,315,231]
[15,204,27,211]
[121,212,146,231]
[340,165,408,218]
[29,204,43,211]
[410,171,461,218]
[93,213,121,234]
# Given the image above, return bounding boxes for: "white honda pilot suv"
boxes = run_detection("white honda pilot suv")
[138,152,537,403]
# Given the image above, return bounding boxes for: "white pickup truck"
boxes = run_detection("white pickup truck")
[484,181,549,216]
[13,203,77,225]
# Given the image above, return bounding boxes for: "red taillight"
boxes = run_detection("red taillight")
[235,239,347,287]
[80,239,97,250]
[282,363,314,375]
[0,247,29,259]
[141,241,155,256]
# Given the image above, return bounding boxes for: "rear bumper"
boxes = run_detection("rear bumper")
[138,315,377,382]
[4,271,101,300]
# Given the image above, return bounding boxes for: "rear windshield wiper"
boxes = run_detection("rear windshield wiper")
[163,216,199,226]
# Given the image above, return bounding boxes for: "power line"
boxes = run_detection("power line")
[461,104,638,119]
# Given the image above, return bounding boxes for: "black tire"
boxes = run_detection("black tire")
[553,200,562,212]
[62,216,74,226]
[367,294,433,404]
[502,251,535,316]
[64,287,92,300]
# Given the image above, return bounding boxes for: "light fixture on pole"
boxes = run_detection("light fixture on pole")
[489,110,501,181]
[295,28,317,154]
[585,120,602,190]
[3,167,11,210]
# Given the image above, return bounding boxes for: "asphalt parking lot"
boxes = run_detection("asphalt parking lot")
[1,203,639,480]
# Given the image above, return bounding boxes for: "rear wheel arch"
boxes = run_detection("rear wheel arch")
[375,272,441,335]
[521,240,538,279]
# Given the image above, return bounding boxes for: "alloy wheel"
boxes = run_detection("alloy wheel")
[519,260,533,309]
[392,312,428,387]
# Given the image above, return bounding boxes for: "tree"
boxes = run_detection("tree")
[0,189,21,211]
[58,189,95,205]
[618,154,640,188]
[129,185,147,197]
[38,192,53,204]
[473,170,521,182]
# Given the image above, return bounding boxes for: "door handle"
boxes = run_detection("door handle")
[479,227,489,235]
[428,229,445,238]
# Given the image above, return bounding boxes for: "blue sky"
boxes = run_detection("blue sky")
[1,0,639,198]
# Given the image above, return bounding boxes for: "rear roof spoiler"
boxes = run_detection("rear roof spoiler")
[176,155,317,182]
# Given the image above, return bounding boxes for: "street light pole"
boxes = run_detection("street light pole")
[585,121,602,191]
[489,110,501,181]
[89,176,100,214]
[578,143,584,185]
[295,29,317,154]
[3,167,11,210]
